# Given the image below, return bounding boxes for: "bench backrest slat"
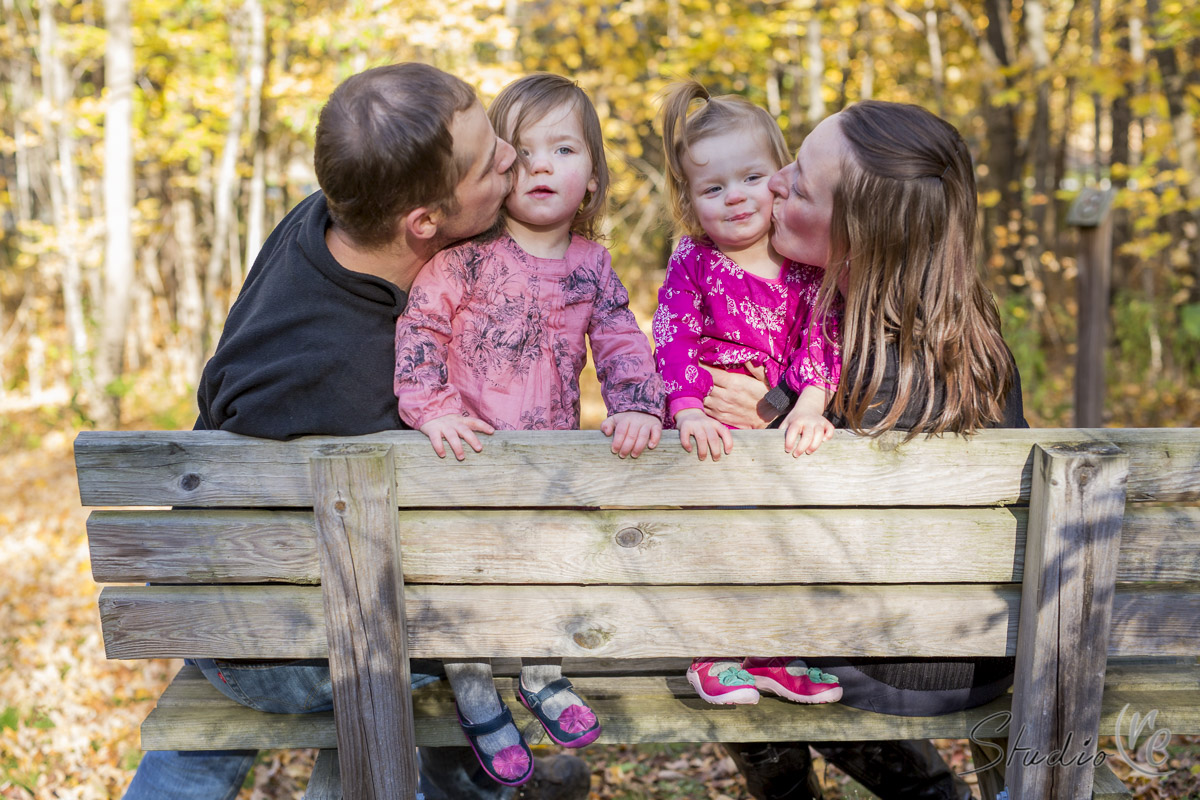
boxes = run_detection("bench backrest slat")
[74,429,1200,508]
[96,581,1200,661]
[87,505,1200,585]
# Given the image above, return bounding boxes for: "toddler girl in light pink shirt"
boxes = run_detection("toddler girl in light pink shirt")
[394,73,664,787]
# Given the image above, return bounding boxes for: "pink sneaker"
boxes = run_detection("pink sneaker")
[686,658,760,705]
[742,657,843,704]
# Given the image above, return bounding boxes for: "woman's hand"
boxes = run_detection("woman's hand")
[701,364,780,429]
[601,411,663,458]
[673,408,733,461]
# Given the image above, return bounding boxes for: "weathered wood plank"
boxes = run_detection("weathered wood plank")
[141,667,1200,750]
[311,446,416,800]
[1009,443,1129,800]
[87,510,318,584]
[85,505,1200,585]
[304,750,341,800]
[1089,761,1132,800]
[88,507,1024,584]
[97,582,1200,661]
[74,428,1200,508]
[967,737,1007,800]
[98,583,1017,659]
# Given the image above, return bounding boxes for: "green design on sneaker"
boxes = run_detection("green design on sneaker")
[807,667,839,684]
[717,667,755,687]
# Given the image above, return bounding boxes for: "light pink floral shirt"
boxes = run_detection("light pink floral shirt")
[395,232,664,430]
[652,236,841,421]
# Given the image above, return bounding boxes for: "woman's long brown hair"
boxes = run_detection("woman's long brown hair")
[817,100,1015,437]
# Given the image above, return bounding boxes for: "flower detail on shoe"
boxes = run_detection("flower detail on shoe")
[557,704,597,735]
[718,667,755,687]
[806,667,838,685]
[493,744,532,781]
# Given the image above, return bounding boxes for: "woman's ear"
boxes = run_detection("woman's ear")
[587,173,598,194]
[404,206,441,242]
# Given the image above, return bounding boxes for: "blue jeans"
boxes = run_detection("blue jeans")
[124,659,509,800]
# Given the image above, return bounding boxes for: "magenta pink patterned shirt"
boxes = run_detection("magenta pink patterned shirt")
[395,232,665,430]
[652,236,842,421]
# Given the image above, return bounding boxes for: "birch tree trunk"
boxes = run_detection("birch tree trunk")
[204,6,250,351]
[242,0,267,271]
[99,0,135,426]
[858,4,875,100]
[38,0,94,409]
[806,3,825,127]
[1024,0,1053,252]
[172,186,205,385]
[4,0,35,228]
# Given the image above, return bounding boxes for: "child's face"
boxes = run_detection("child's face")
[503,102,598,232]
[684,130,778,254]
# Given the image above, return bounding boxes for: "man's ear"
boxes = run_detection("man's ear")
[404,206,442,241]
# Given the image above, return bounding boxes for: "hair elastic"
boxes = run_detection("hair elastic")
[940,163,951,179]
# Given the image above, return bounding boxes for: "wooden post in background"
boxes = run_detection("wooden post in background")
[311,445,417,800]
[1007,442,1128,800]
[1068,188,1117,428]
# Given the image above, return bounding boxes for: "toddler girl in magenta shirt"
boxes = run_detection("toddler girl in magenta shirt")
[653,79,843,706]
[394,74,664,786]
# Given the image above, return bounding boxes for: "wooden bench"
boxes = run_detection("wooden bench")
[76,428,1200,800]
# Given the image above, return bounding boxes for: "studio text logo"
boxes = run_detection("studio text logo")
[960,705,1174,778]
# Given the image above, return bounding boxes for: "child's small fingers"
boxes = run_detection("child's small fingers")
[469,419,496,436]
[648,426,662,449]
[694,433,710,461]
[431,438,447,459]
[680,429,694,453]
[707,429,724,462]
[629,425,652,458]
[783,422,799,452]
[719,425,733,455]
[463,430,485,454]
[600,417,615,436]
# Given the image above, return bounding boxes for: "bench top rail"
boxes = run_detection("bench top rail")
[74,428,1200,508]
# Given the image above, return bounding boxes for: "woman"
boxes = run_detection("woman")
[710,100,1026,799]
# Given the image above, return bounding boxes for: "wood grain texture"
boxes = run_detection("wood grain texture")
[74,428,1200,508]
[99,582,1017,659]
[1089,760,1133,800]
[311,446,417,800]
[140,666,1200,750]
[967,737,1007,800]
[85,505,1200,585]
[304,750,341,800]
[99,581,1200,660]
[1008,444,1129,800]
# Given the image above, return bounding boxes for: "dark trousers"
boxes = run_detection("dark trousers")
[724,739,973,800]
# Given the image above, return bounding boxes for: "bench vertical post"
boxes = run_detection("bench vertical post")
[1008,442,1128,800]
[311,445,417,799]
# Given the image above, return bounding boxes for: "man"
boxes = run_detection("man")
[124,63,588,800]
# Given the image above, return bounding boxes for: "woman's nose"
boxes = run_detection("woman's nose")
[768,167,789,199]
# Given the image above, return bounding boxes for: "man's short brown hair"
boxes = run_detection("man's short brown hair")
[314,63,476,249]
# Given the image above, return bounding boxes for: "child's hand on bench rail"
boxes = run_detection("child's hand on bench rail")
[601,411,662,459]
[419,413,495,461]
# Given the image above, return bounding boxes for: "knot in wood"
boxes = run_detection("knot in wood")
[1076,464,1097,486]
[333,500,348,515]
[179,473,201,491]
[572,628,607,650]
[615,527,644,548]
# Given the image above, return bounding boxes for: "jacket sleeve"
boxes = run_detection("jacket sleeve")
[587,247,666,421]
[393,250,469,429]
[652,240,713,420]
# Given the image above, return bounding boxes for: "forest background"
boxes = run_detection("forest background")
[2,0,1200,797]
